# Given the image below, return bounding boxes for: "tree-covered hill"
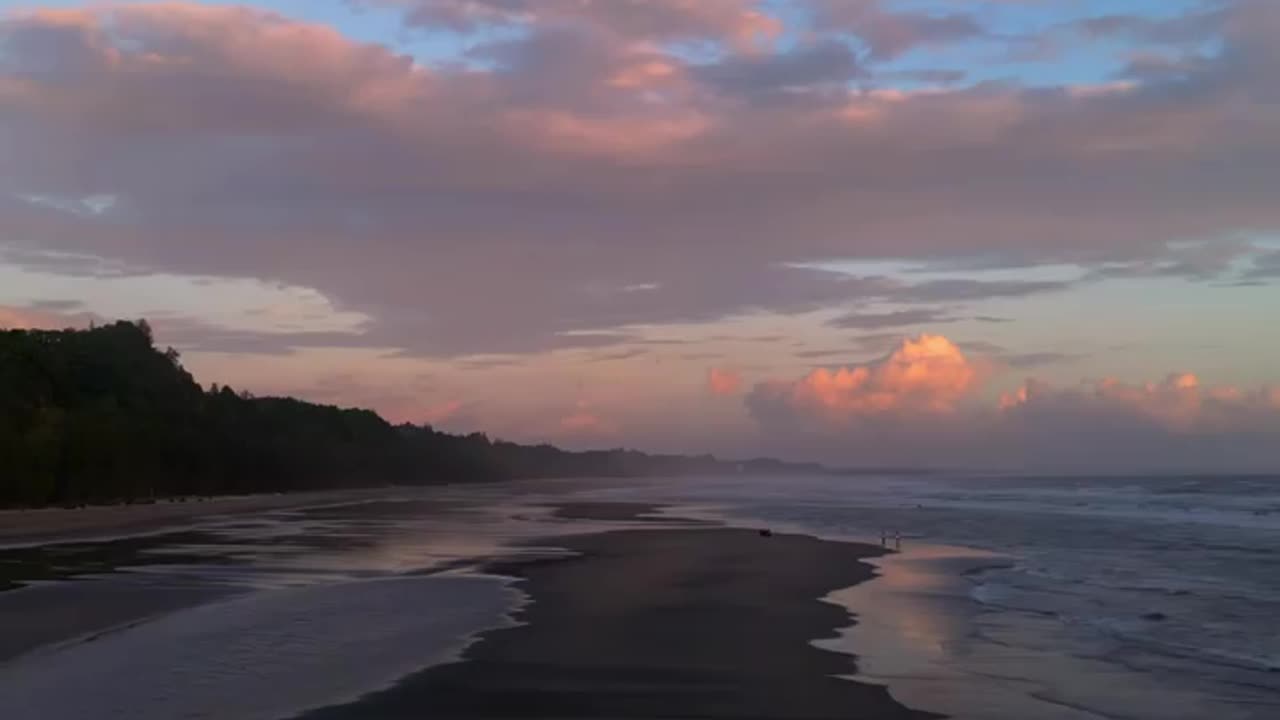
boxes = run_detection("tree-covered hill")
[0,321,821,507]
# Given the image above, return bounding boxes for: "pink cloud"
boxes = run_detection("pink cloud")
[749,334,979,424]
[707,367,744,396]
[747,334,1280,470]
[1,1,1279,368]
[0,4,427,134]
[558,400,618,437]
[0,305,94,330]
[999,373,1280,435]
[418,399,465,425]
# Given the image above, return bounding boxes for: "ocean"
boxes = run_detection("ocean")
[1,474,1277,719]
[573,473,1280,719]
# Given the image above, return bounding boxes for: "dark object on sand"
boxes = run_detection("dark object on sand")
[1143,612,1167,621]
[758,528,773,537]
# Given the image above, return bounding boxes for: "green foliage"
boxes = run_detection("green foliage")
[0,321,805,508]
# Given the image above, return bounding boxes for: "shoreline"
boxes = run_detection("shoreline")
[2,493,948,719]
[0,486,416,548]
[4,479,1273,719]
[0,574,522,720]
[301,524,941,720]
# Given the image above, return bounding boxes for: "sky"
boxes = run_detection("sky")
[2,0,1279,472]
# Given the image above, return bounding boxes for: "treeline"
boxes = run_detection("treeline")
[0,321,821,507]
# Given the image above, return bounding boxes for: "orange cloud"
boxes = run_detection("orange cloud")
[999,373,1280,434]
[751,349,1280,470]
[0,305,92,330]
[609,58,682,89]
[558,400,617,437]
[508,110,711,155]
[419,399,464,425]
[707,367,743,396]
[751,334,978,425]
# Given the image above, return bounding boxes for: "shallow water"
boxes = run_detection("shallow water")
[2,475,1278,720]
[0,575,519,720]
[564,473,1280,719]
[0,489,617,718]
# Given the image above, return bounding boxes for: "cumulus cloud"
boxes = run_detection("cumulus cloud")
[748,334,978,425]
[1,2,1279,470]
[748,335,1280,470]
[999,374,1280,435]
[981,371,1280,471]
[3,1,1278,361]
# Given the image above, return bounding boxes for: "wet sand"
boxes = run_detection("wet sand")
[0,487,397,547]
[302,526,940,719]
[549,500,669,522]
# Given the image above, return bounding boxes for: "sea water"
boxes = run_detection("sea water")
[2,474,1277,719]
[567,473,1280,719]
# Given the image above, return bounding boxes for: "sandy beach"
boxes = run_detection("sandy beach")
[0,487,400,547]
[5,476,1271,720]
[1,494,938,719]
[0,487,437,662]
[301,520,939,720]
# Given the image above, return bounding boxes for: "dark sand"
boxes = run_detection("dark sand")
[0,579,239,662]
[303,526,940,719]
[0,488,396,547]
[551,501,671,522]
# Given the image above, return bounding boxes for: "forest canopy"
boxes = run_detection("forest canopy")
[0,321,820,507]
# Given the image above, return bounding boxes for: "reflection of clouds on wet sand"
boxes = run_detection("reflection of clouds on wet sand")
[818,544,1250,720]
[0,576,520,720]
[819,544,1098,720]
[823,545,996,668]
[0,483,704,695]
[0,486,696,720]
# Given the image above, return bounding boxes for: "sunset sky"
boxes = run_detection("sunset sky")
[2,0,1279,471]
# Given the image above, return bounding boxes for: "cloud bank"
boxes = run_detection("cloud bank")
[748,335,1280,471]
[2,1,1278,359]
[2,1,1279,469]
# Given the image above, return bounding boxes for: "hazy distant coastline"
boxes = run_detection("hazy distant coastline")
[1,322,824,510]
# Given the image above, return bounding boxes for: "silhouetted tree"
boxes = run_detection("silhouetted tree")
[0,321,821,507]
